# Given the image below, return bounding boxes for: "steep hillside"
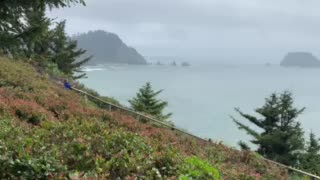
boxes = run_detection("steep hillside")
[0,57,287,179]
[73,30,147,65]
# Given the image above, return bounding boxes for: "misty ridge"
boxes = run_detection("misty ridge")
[72,30,320,68]
[46,0,320,65]
[280,52,320,68]
[73,30,147,65]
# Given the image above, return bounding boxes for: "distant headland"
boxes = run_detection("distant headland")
[73,30,147,65]
[280,52,320,68]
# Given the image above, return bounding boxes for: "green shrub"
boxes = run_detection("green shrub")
[0,156,66,179]
[105,131,154,178]
[44,62,64,77]
[0,102,8,116]
[0,58,49,92]
[154,147,181,177]
[0,119,66,179]
[179,156,220,180]
[14,104,47,125]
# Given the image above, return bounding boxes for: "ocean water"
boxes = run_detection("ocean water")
[80,64,320,148]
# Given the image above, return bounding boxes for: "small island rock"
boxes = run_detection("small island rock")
[280,52,320,68]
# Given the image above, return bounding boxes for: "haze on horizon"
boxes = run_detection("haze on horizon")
[47,0,320,64]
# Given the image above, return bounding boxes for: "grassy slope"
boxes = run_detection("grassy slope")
[0,57,287,179]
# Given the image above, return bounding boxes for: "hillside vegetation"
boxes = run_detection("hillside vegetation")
[0,57,287,179]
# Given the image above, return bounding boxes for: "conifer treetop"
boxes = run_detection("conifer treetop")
[129,82,172,121]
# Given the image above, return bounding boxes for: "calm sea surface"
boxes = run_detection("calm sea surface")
[80,64,320,147]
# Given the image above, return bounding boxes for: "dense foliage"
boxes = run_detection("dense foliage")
[0,0,89,78]
[0,58,288,179]
[300,133,320,175]
[233,91,320,175]
[50,21,91,78]
[0,117,217,179]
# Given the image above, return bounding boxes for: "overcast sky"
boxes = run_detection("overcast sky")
[47,0,320,64]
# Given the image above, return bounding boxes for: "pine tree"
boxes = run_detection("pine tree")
[20,3,52,59]
[0,0,90,78]
[129,82,172,121]
[50,21,91,79]
[300,133,320,175]
[0,0,85,56]
[232,91,305,166]
[238,141,250,151]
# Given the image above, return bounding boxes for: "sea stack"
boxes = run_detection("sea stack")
[280,52,320,68]
[181,62,191,67]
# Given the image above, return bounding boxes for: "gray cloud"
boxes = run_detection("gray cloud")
[48,0,320,63]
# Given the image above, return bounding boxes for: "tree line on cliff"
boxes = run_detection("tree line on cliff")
[0,0,90,78]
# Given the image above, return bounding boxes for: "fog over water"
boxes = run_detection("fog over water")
[80,64,320,147]
[48,0,320,64]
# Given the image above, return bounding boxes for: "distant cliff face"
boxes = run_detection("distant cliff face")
[74,30,147,65]
[280,52,320,68]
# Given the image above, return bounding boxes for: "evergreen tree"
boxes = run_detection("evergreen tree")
[232,91,305,166]
[0,0,85,56]
[0,0,90,79]
[238,141,251,151]
[20,3,52,59]
[129,82,172,121]
[50,21,91,79]
[300,133,320,175]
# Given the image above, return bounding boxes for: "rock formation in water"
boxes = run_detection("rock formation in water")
[280,52,320,68]
[73,30,147,65]
[181,62,191,67]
